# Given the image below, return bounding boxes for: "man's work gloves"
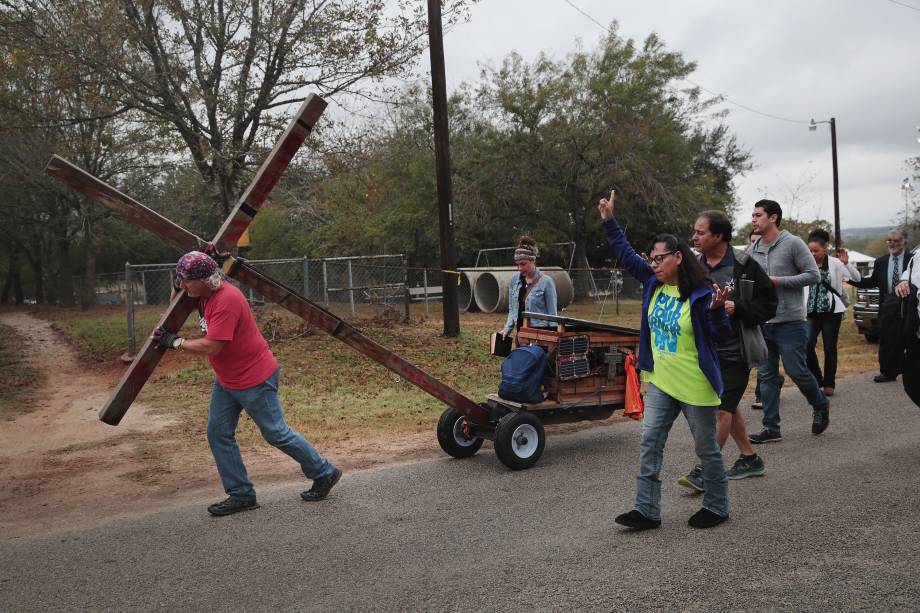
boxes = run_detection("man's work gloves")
[153,326,183,350]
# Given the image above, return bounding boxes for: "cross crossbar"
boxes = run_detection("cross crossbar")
[45,95,490,426]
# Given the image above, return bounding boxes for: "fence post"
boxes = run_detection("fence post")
[125,262,135,355]
[423,268,430,319]
[322,259,329,307]
[347,259,356,317]
[302,256,310,299]
[403,258,410,324]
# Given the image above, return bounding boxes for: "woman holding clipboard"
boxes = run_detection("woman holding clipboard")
[497,236,558,349]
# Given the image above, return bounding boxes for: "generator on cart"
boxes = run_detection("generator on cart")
[437,313,641,470]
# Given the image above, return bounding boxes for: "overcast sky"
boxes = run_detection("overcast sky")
[418,0,920,231]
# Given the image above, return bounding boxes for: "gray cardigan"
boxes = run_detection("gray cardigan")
[747,230,820,323]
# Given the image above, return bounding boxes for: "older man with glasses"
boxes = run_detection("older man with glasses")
[848,228,913,383]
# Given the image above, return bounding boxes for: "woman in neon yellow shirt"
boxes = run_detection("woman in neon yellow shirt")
[599,191,732,530]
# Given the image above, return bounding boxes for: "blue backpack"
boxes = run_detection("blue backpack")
[499,345,548,404]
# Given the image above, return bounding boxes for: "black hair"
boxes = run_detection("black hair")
[648,233,712,302]
[754,199,783,228]
[698,210,733,243]
[807,228,830,246]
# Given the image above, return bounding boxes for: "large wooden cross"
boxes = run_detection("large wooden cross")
[45,95,489,427]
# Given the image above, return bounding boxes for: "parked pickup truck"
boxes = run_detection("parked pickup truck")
[851,259,879,342]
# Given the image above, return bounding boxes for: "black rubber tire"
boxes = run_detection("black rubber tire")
[436,407,484,458]
[493,411,545,471]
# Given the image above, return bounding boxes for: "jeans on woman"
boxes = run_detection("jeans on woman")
[635,383,729,520]
[207,368,334,499]
[806,312,843,388]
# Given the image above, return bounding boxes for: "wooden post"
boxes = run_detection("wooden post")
[427,0,460,337]
[302,256,310,299]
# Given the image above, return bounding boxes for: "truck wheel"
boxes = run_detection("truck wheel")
[494,412,545,470]
[436,407,483,458]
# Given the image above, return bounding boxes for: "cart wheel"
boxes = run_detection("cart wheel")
[494,411,545,470]
[436,407,484,459]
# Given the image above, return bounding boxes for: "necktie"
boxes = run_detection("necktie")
[892,255,900,294]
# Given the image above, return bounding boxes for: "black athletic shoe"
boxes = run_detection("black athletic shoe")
[749,428,782,444]
[614,510,661,530]
[688,508,729,529]
[207,496,259,517]
[301,467,342,501]
[812,406,830,435]
[873,374,896,383]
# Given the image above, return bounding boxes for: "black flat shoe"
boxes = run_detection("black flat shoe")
[301,467,342,501]
[207,496,259,517]
[688,508,728,529]
[614,510,661,530]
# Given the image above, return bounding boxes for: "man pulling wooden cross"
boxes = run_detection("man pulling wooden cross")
[45,95,490,516]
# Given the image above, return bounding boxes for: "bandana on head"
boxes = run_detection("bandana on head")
[176,251,218,280]
[514,247,537,262]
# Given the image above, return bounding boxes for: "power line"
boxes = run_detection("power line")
[886,0,920,12]
[563,0,810,124]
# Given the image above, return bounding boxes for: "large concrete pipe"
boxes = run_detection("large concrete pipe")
[459,267,516,312]
[457,268,491,312]
[473,266,573,313]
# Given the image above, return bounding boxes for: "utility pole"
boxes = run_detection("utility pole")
[427,0,460,336]
[810,117,842,250]
[829,117,841,250]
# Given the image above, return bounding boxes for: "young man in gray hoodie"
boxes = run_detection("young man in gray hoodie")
[747,200,830,442]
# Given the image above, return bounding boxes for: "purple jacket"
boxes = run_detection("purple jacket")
[603,218,731,396]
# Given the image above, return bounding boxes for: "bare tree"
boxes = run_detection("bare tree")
[1,0,474,217]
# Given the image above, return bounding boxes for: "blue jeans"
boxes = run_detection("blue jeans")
[208,368,334,499]
[635,384,729,520]
[758,321,829,433]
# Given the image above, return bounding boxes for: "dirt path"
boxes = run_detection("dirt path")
[0,311,448,539]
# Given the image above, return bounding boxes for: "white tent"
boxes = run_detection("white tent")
[845,249,874,264]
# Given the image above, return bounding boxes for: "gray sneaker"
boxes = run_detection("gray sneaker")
[677,465,705,492]
[726,455,766,480]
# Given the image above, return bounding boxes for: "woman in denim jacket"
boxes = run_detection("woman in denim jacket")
[500,236,558,341]
[598,190,733,531]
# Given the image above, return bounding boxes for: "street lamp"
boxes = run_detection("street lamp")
[903,177,913,226]
[810,117,841,250]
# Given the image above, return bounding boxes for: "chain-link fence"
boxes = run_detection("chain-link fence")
[113,255,406,353]
[79,255,643,354]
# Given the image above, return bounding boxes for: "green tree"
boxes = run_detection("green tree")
[463,24,750,280]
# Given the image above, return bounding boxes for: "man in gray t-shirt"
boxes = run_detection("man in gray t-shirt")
[746,200,829,442]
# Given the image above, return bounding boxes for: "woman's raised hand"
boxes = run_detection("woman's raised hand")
[710,284,730,311]
[597,189,616,220]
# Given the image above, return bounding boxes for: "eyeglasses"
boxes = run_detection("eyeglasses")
[886,239,904,244]
[645,251,677,265]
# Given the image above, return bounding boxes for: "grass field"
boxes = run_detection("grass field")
[0,322,44,419]
[22,298,880,455]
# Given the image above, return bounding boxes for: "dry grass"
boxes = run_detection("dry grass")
[24,298,878,458]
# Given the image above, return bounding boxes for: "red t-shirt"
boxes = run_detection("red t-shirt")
[199,282,278,389]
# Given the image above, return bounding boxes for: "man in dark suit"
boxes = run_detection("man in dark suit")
[848,228,913,382]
